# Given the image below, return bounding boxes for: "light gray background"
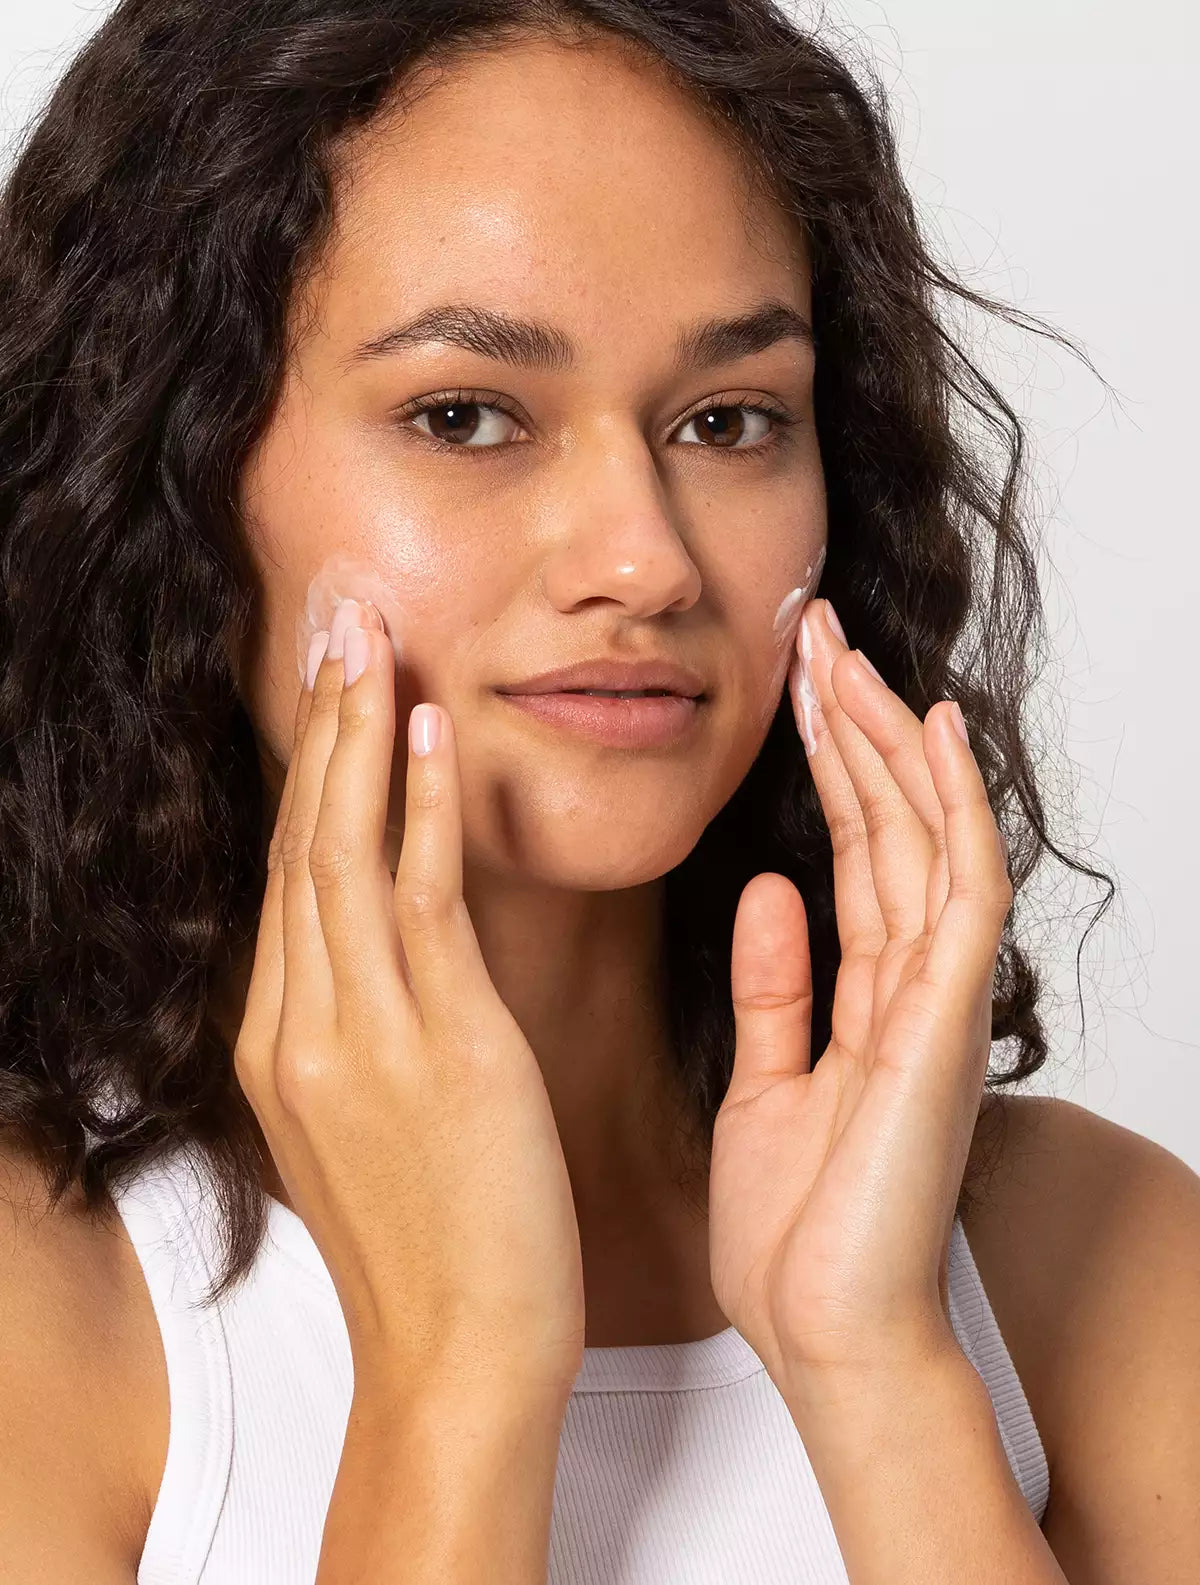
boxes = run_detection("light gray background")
[3,2,1196,1168]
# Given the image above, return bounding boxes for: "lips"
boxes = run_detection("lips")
[499,657,706,698]
[499,687,703,747]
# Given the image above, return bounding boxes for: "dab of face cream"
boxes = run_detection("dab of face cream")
[295,554,408,682]
[772,543,826,645]
[763,542,826,730]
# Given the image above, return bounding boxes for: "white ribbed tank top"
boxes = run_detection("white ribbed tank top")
[111,1141,1050,1584]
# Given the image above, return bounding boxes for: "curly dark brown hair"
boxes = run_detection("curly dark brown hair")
[0,0,1116,1306]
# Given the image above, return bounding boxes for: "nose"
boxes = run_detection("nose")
[538,451,702,620]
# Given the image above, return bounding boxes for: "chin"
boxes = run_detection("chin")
[470,805,707,891]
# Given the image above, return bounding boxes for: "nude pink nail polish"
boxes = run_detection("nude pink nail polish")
[305,630,329,690]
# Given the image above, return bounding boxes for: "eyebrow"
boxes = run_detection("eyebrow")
[342,299,816,374]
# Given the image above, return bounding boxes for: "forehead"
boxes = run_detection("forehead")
[303,33,810,354]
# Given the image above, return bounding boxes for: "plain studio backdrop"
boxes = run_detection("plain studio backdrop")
[2,1,1196,1170]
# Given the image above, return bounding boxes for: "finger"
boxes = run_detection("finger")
[234,671,315,1107]
[802,600,934,946]
[308,605,418,1030]
[828,644,954,940]
[917,703,1012,1019]
[789,645,879,1057]
[790,623,885,966]
[391,701,496,1037]
[727,871,813,1100]
[276,624,341,1054]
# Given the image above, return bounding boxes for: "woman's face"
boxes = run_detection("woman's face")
[237,33,827,889]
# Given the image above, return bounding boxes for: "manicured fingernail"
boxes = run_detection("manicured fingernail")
[326,598,366,659]
[410,703,441,756]
[342,626,369,686]
[824,601,846,644]
[855,649,884,683]
[948,701,969,743]
[305,630,330,690]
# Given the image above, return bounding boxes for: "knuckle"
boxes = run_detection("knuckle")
[278,821,314,871]
[825,807,868,851]
[956,877,1015,916]
[337,690,377,734]
[309,677,342,717]
[990,879,1016,915]
[860,801,905,843]
[733,986,811,1014]
[307,838,355,889]
[891,926,932,958]
[273,1041,334,1116]
[266,830,286,876]
[232,1038,263,1099]
[407,775,445,813]
[393,882,454,930]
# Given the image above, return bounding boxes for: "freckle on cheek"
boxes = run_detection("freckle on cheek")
[294,552,409,681]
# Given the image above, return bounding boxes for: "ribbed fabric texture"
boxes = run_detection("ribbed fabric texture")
[111,1142,1050,1584]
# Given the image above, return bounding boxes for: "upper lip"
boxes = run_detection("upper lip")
[498,657,706,698]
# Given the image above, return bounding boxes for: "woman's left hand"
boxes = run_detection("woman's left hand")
[706,597,1012,1403]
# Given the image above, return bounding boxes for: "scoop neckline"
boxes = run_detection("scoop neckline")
[265,1192,766,1393]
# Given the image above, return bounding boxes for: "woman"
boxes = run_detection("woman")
[0,0,1195,1580]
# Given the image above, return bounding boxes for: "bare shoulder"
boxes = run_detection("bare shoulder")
[0,1136,167,1582]
[961,1091,1200,1579]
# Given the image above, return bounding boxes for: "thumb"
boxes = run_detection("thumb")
[727,872,814,1102]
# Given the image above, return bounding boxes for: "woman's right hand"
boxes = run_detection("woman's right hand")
[233,599,586,1403]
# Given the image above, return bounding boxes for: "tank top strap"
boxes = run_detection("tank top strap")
[110,1143,235,1585]
[947,1216,1050,1521]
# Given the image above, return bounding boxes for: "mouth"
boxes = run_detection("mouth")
[496,688,705,747]
[555,687,701,698]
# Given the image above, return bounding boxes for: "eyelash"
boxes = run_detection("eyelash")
[391,388,800,462]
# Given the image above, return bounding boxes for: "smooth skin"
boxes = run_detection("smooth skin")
[0,28,1197,1585]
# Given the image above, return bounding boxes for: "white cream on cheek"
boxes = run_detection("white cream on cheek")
[760,541,826,730]
[295,553,410,681]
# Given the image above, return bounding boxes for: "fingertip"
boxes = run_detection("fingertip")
[408,702,442,757]
[341,625,371,688]
[822,599,847,646]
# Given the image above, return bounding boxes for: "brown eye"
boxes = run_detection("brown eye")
[409,400,520,447]
[425,401,478,443]
[398,392,795,458]
[700,408,745,446]
[676,405,780,449]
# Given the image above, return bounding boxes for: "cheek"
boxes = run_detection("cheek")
[290,519,470,687]
[295,551,415,683]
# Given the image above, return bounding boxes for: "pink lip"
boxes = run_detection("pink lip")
[497,689,703,747]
